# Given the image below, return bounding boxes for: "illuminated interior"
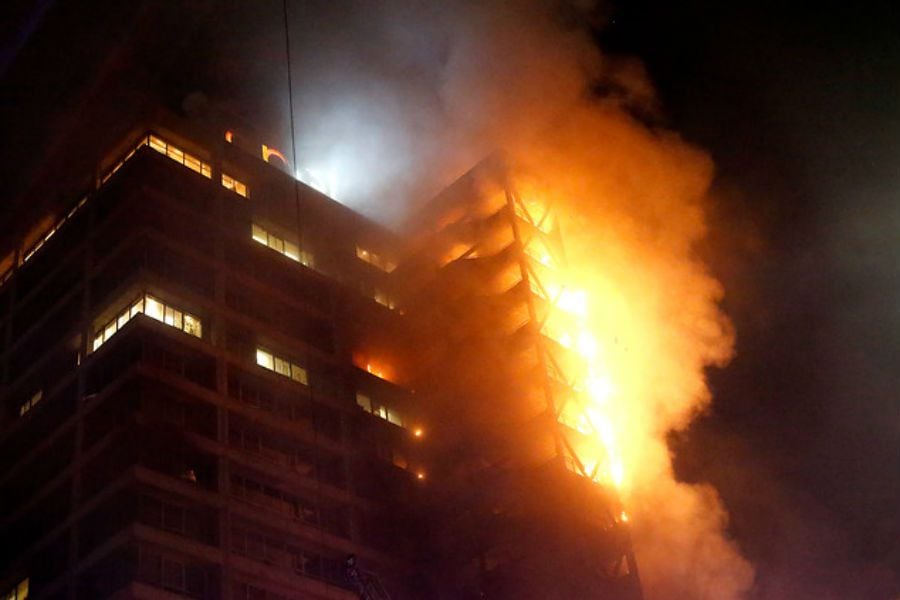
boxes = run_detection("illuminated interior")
[146,134,212,179]
[18,390,43,418]
[356,246,396,273]
[92,293,202,352]
[251,223,313,267]
[355,392,404,427]
[255,348,308,385]
[221,173,249,198]
[373,289,396,310]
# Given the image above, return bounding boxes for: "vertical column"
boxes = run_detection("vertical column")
[67,190,95,600]
[211,142,231,599]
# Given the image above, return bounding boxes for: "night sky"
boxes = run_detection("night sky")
[2,1,899,598]
[604,1,900,597]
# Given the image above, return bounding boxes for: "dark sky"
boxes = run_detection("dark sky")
[604,1,900,598]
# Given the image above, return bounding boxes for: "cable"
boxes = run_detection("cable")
[282,2,334,597]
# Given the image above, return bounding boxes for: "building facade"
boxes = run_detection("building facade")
[0,112,641,599]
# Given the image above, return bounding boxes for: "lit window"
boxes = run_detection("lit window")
[356,246,396,272]
[92,293,202,352]
[144,295,164,321]
[17,196,90,271]
[392,452,408,470]
[250,223,313,267]
[355,393,372,412]
[256,349,274,370]
[18,390,42,418]
[146,134,211,179]
[356,391,405,428]
[183,314,202,338]
[374,289,396,310]
[222,173,249,198]
[251,224,267,245]
[290,364,308,385]
[283,241,300,262]
[256,347,307,385]
[274,356,291,377]
[386,410,403,427]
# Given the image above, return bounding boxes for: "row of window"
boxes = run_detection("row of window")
[110,133,249,201]
[373,289,396,310]
[356,392,404,428]
[92,293,202,352]
[222,172,249,198]
[356,246,396,273]
[21,196,88,266]
[255,348,308,385]
[251,223,313,266]
[18,390,42,418]
[146,134,213,180]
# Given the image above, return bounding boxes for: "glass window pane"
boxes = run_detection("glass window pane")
[387,410,403,427]
[184,314,202,338]
[149,135,166,154]
[283,241,300,261]
[252,224,267,245]
[355,393,372,412]
[93,334,104,351]
[201,164,211,178]
[167,146,184,163]
[274,357,291,376]
[184,154,201,173]
[130,298,144,318]
[164,306,175,326]
[173,309,183,330]
[270,237,284,253]
[117,310,130,329]
[145,295,164,321]
[256,349,274,370]
[290,364,308,385]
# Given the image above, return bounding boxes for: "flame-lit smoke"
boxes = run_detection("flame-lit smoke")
[258,0,755,596]
[507,104,753,597]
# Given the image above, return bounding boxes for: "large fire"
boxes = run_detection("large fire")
[503,103,755,599]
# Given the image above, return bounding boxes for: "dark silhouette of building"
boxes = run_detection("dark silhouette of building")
[0,110,642,600]
[1,6,641,597]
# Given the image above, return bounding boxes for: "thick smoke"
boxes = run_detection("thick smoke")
[274,0,755,596]
[508,106,753,598]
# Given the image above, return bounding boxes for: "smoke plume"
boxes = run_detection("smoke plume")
[261,0,756,596]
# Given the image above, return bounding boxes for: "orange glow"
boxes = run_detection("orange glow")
[505,103,753,597]
[416,471,426,480]
[353,352,395,382]
[262,144,288,166]
[225,130,234,143]
[413,427,424,438]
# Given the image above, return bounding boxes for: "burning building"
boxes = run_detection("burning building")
[0,106,643,599]
[1,1,759,598]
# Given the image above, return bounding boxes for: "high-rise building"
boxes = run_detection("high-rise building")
[2,5,642,595]
[0,108,642,600]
